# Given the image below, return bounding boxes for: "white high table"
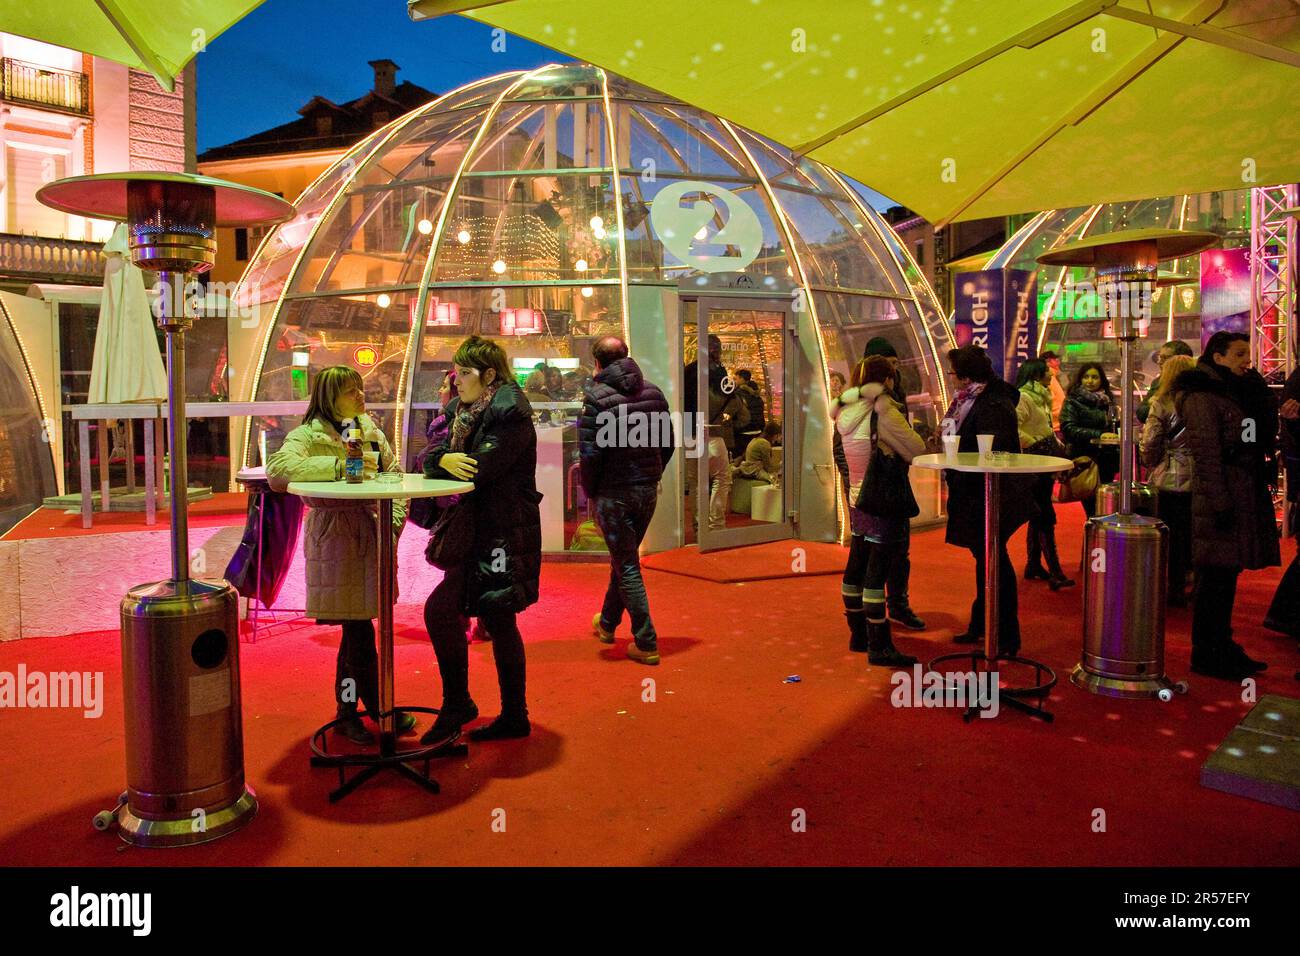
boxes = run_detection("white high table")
[286,474,473,802]
[913,451,1072,722]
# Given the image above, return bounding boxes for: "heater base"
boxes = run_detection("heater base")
[1070,664,1188,701]
[114,785,257,848]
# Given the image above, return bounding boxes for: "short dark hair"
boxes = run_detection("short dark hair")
[948,345,994,383]
[1039,350,1059,362]
[452,335,513,388]
[735,369,753,382]
[591,335,629,368]
[1161,340,1194,357]
[1201,332,1248,361]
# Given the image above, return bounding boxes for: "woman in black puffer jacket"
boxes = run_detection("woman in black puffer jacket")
[1059,361,1120,517]
[422,336,542,742]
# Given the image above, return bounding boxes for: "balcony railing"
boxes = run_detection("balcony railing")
[0,58,90,116]
[0,233,104,283]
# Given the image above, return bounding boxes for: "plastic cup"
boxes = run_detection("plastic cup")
[977,434,994,458]
[942,434,959,462]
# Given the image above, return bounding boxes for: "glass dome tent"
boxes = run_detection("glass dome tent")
[986,190,1251,395]
[234,63,953,550]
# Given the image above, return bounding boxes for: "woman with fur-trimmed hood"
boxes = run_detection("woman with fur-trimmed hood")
[831,355,926,668]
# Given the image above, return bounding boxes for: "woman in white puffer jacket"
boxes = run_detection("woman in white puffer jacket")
[831,355,926,667]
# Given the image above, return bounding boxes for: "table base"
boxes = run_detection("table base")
[927,652,1058,723]
[309,706,468,803]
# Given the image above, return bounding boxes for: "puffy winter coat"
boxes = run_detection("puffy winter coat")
[423,382,543,615]
[1059,387,1117,460]
[1174,363,1280,571]
[831,382,926,506]
[578,356,674,497]
[1016,381,1055,449]
[944,378,1037,549]
[1139,396,1193,493]
[266,413,406,621]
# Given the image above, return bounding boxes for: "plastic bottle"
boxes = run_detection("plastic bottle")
[344,425,364,483]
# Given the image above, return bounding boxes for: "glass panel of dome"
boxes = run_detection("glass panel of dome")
[620,104,749,179]
[768,185,899,294]
[619,175,791,283]
[464,100,609,172]
[728,127,797,183]
[433,173,618,284]
[507,64,608,101]
[253,288,418,423]
[602,71,679,106]
[287,113,483,295]
[349,107,483,191]
[294,180,453,293]
[428,72,525,112]
[236,133,394,310]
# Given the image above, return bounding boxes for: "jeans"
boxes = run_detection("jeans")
[683,436,732,532]
[335,619,379,718]
[1191,565,1240,659]
[424,563,528,718]
[595,484,660,649]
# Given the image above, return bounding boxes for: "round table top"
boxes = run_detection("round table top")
[287,475,474,500]
[913,452,1073,474]
[236,466,267,483]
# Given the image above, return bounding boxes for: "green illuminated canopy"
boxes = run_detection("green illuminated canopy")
[411,0,1300,225]
[0,0,266,90]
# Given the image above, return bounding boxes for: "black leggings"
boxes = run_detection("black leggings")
[336,619,379,717]
[843,535,904,622]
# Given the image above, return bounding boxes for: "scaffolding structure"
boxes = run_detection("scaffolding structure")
[1250,184,1298,385]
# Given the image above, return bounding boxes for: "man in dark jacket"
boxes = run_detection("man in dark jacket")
[862,336,926,630]
[580,336,674,664]
[683,334,748,531]
[732,369,766,458]
[942,345,1037,655]
[1174,332,1279,680]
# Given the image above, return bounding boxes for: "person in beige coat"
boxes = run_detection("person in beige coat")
[267,365,412,745]
[831,356,926,667]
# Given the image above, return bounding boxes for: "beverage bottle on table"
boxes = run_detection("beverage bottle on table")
[344,422,364,483]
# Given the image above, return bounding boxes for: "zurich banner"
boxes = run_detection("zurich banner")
[953,268,1037,381]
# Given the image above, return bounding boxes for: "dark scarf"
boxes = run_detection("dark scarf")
[449,381,501,452]
[1071,386,1112,409]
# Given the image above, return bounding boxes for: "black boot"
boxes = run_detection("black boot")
[1041,528,1075,591]
[887,601,927,631]
[866,617,917,668]
[334,704,375,745]
[846,610,869,652]
[1024,529,1049,581]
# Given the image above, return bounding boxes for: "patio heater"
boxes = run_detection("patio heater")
[1038,228,1217,701]
[37,173,293,845]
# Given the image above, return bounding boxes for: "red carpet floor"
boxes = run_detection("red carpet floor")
[642,540,848,581]
[4,493,249,541]
[1,509,1297,866]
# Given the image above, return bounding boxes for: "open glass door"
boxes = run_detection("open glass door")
[682,295,796,552]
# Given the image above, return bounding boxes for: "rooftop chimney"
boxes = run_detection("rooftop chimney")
[369,59,399,99]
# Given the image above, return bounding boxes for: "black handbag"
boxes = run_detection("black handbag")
[424,501,475,570]
[1026,432,1067,459]
[855,410,920,519]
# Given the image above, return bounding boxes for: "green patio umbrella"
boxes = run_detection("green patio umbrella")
[0,0,266,91]
[410,0,1300,225]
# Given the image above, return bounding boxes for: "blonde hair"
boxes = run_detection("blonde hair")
[1154,354,1195,405]
[303,365,364,427]
[525,370,546,391]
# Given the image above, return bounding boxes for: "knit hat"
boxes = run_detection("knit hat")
[863,336,898,359]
